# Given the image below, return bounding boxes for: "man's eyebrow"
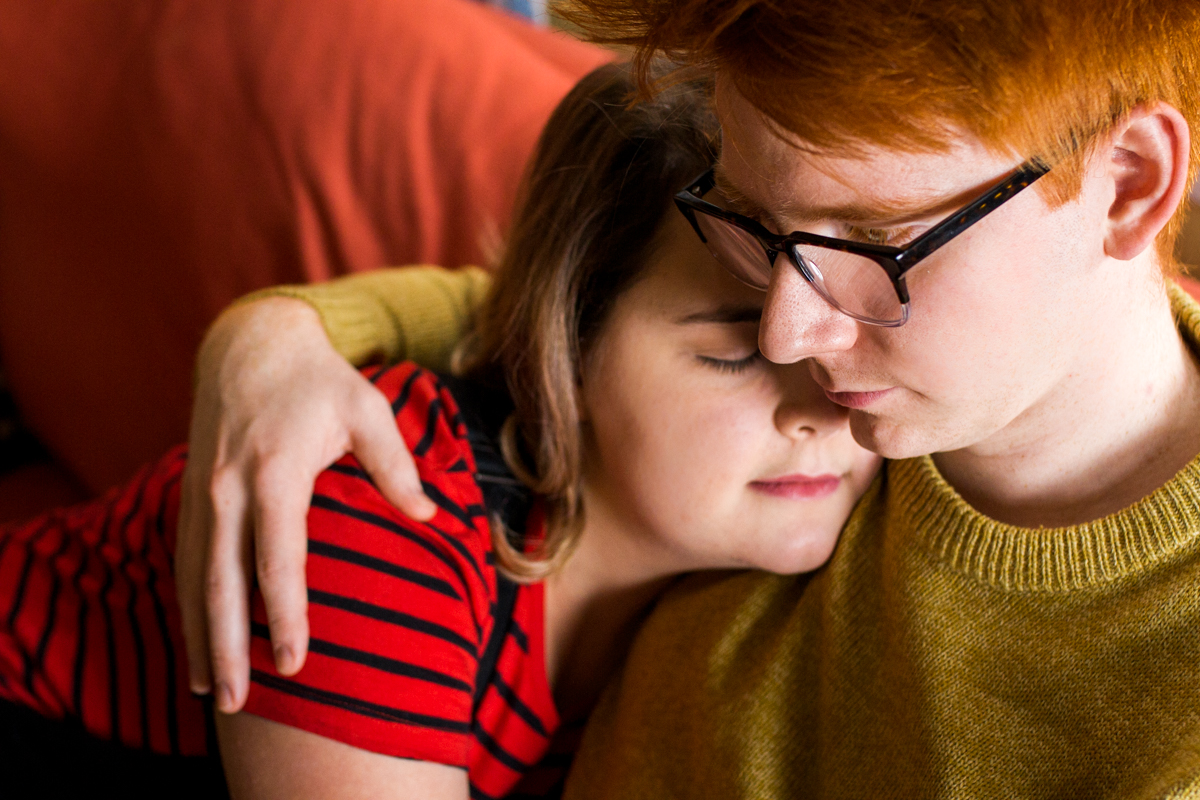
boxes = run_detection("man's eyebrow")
[713,163,976,228]
[783,193,969,225]
[712,165,770,222]
[677,306,763,324]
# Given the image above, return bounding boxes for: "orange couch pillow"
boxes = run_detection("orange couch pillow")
[0,0,610,499]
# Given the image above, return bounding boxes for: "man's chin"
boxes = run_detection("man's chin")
[848,411,946,460]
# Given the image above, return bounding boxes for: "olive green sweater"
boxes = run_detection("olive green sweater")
[561,282,1200,800]
[246,265,492,370]
[271,269,1200,799]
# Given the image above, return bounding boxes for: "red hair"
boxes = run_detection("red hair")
[560,0,1200,265]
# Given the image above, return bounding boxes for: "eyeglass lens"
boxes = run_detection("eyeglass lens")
[790,243,902,324]
[692,212,774,287]
[692,212,905,324]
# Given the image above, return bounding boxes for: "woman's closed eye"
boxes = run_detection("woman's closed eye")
[697,351,763,374]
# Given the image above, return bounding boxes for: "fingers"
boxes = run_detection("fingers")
[176,461,215,696]
[179,297,335,714]
[351,388,438,522]
[204,464,255,713]
[178,297,440,719]
[253,459,314,678]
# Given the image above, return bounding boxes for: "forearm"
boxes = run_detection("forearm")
[240,266,493,371]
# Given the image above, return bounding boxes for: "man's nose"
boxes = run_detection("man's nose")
[759,260,858,364]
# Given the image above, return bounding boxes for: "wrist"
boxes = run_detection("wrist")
[195,297,328,394]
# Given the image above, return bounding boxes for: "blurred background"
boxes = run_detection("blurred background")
[1182,189,1200,275]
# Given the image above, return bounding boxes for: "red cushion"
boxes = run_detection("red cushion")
[0,463,89,527]
[0,0,610,500]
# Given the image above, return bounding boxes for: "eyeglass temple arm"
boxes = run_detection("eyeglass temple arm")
[896,162,1051,269]
[683,168,718,198]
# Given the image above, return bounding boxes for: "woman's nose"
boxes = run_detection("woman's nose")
[772,362,850,440]
[759,261,859,364]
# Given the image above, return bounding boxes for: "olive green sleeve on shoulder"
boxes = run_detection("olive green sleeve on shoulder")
[242,266,493,372]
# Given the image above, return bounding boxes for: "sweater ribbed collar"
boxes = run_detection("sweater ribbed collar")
[891,281,1200,592]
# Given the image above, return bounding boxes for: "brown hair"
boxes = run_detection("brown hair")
[559,0,1200,267]
[459,62,717,581]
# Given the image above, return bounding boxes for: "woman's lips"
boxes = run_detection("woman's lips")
[750,473,842,500]
[823,387,894,409]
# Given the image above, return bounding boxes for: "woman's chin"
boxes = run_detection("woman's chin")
[742,529,841,575]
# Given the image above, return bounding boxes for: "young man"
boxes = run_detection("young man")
[544,0,1200,796]
[177,0,1200,795]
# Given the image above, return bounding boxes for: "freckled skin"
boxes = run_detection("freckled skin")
[719,83,1103,462]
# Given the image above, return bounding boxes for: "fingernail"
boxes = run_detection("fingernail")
[189,681,212,696]
[216,682,235,713]
[275,644,294,673]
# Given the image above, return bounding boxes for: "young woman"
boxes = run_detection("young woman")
[0,63,880,798]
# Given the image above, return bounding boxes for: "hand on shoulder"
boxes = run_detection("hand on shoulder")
[175,296,436,713]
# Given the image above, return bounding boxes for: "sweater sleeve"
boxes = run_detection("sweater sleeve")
[241,266,493,371]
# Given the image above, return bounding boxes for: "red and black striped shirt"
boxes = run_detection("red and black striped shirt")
[0,362,573,798]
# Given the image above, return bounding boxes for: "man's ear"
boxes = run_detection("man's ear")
[1104,102,1191,261]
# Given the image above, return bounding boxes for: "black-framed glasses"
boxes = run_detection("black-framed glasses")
[674,161,1050,326]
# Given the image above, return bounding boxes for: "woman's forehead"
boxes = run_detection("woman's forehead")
[633,211,765,318]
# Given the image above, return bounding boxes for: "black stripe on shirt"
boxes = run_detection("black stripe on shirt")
[114,471,154,748]
[421,516,488,589]
[307,540,461,601]
[309,494,472,596]
[0,516,50,702]
[307,588,476,654]
[4,520,48,637]
[28,527,72,697]
[421,480,483,531]
[250,669,470,734]
[71,505,112,722]
[472,720,532,773]
[98,511,121,742]
[390,368,424,413]
[508,619,529,654]
[469,786,501,800]
[150,480,181,755]
[412,398,443,457]
[325,462,375,485]
[251,622,472,694]
[490,672,549,737]
[364,365,386,384]
[309,495,484,644]
[447,410,467,440]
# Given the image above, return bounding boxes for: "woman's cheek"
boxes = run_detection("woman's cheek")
[644,397,765,514]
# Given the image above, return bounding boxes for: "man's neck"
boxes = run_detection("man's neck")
[933,276,1200,528]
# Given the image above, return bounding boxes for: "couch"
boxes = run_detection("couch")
[0,0,610,523]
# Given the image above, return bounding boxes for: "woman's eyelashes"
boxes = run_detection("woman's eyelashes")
[697,351,763,374]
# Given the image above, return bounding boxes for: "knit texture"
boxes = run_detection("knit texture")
[243,266,492,370]
[563,282,1200,800]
